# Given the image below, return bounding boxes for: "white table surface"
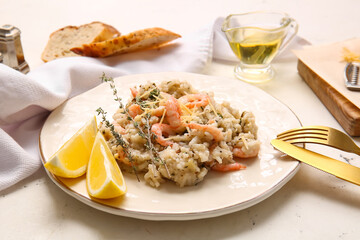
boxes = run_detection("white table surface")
[1,0,360,239]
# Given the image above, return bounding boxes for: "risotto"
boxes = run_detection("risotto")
[99,79,260,188]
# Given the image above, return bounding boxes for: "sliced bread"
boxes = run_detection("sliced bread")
[41,21,120,62]
[71,27,181,58]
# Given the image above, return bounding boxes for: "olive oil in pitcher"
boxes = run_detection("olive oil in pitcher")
[222,12,298,83]
[228,30,284,65]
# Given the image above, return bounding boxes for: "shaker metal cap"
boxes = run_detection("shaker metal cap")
[0,24,21,40]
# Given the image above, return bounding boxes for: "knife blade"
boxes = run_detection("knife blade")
[271,139,360,186]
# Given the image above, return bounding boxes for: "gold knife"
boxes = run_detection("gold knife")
[271,139,360,186]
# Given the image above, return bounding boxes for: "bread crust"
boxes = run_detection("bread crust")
[71,27,181,58]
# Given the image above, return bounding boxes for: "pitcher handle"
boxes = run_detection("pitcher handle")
[279,18,299,54]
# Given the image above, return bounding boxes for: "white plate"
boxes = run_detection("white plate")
[39,72,301,221]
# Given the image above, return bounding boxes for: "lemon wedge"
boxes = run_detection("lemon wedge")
[86,132,127,199]
[44,116,97,178]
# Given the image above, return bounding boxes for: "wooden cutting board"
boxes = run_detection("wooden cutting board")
[297,59,360,136]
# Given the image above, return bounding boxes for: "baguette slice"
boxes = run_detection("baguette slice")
[71,27,181,58]
[41,21,120,62]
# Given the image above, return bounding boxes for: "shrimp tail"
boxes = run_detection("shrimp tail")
[211,162,246,172]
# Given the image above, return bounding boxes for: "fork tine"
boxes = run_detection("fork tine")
[277,130,328,140]
[277,130,327,139]
[277,133,328,141]
[279,138,328,145]
[277,126,328,138]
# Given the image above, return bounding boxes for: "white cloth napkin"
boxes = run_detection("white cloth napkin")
[0,17,307,192]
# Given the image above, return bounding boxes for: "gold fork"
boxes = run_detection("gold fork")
[277,126,360,155]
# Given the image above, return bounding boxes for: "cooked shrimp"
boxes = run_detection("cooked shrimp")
[232,146,259,158]
[164,95,182,128]
[179,93,210,108]
[211,162,246,172]
[130,87,138,98]
[115,149,137,167]
[187,122,224,142]
[112,121,126,135]
[151,123,176,147]
[128,104,143,118]
[150,106,166,117]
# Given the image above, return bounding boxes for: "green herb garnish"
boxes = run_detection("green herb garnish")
[100,74,170,178]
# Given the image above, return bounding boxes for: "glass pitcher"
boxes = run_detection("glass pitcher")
[222,11,298,83]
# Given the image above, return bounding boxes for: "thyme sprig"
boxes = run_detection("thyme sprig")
[101,73,124,109]
[148,88,161,101]
[143,113,171,178]
[100,74,170,178]
[132,85,170,176]
[96,107,139,181]
[134,86,161,110]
